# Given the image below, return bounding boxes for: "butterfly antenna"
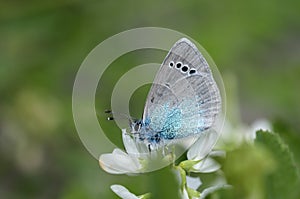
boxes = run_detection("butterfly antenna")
[104,109,135,124]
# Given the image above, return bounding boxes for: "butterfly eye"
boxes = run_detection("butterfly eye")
[134,124,140,131]
[176,62,182,69]
[169,61,174,67]
[181,65,189,73]
[189,68,197,75]
[133,121,141,131]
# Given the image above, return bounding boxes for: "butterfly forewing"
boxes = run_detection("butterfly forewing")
[151,38,212,86]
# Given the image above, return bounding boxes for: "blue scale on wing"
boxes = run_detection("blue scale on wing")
[168,74,221,139]
[169,99,206,139]
[148,103,182,140]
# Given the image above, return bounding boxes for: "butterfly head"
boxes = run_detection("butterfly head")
[129,118,164,150]
[130,119,143,132]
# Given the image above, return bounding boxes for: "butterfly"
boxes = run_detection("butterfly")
[108,38,221,151]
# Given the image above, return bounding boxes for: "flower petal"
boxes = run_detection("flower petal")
[200,184,232,199]
[187,130,218,161]
[186,176,202,190]
[112,148,129,156]
[112,148,141,170]
[250,118,272,132]
[122,129,149,156]
[182,188,190,199]
[111,184,140,199]
[99,150,141,174]
[208,150,226,158]
[122,129,139,154]
[192,158,220,173]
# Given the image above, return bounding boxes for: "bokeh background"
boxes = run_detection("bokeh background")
[1,0,300,198]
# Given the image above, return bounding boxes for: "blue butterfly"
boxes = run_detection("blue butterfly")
[108,38,221,151]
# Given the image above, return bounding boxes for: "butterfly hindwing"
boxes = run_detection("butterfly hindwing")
[171,74,221,138]
[142,38,221,141]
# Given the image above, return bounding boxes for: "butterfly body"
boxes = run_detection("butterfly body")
[131,106,182,145]
[129,38,221,149]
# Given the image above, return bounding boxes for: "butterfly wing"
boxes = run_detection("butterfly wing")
[143,38,221,140]
[147,38,213,87]
[170,74,221,138]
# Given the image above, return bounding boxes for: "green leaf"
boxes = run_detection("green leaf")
[272,119,300,170]
[255,130,300,199]
[223,142,275,199]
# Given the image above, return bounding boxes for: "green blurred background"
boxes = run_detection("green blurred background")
[1,0,300,198]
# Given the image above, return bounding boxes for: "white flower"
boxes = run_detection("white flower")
[181,179,231,199]
[111,184,140,199]
[99,129,173,174]
[104,128,229,199]
[186,176,202,190]
[99,129,146,174]
[180,174,230,199]
[199,184,232,199]
[185,130,224,173]
[111,184,150,199]
[99,148,142,174]
[217,118,272,148]
[176,130,228,199]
